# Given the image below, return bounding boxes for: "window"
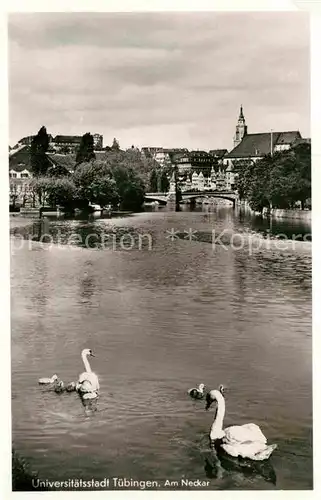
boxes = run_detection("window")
[9,172,17,178]
[21,173,29,178]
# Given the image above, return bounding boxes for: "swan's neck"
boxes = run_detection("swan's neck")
[212,394,225,435]
[82,352,92,373]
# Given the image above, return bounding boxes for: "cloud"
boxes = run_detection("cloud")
[8,12,310,149]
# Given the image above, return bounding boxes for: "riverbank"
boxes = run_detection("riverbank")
[240,202,311,221]
[269,208,311,221]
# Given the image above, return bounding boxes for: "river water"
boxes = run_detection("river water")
[11,207,312,490]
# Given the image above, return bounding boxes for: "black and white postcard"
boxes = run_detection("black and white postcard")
[3,0,320,497]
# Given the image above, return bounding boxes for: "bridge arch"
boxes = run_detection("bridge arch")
[144,194,168,205]
[144,190,239,207]
[181,191,238,207]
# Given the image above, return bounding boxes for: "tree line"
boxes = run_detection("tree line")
[233,143,311,212]
[28,126,162,211]
[149,168,170,192]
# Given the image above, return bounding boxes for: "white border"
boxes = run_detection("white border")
[2,1,320,499]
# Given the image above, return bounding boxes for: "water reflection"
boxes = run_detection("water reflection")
[237,210,311,241]
[203,450,277,486]
[79,265,96,303]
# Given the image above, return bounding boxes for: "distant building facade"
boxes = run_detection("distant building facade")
[93,133,104,149]
[12,132,103,154]
[171,150,192,173]
[9,146,33,208]
[51,135,82,152]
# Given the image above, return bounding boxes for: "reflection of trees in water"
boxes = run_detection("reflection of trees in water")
[79,261,96,303]
[22,221,151,250]
[10,221,40,241]
[29,258,50,311]
[80,272,95,301]
[237,211,311,241]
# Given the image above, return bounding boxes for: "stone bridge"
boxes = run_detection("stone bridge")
[145,190,239,207]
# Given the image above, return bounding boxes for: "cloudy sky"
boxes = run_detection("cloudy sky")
[9,12,310,150]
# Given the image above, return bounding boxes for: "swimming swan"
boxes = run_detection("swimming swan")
[54,380,65,394]
[205,388,277,461]
[38,374,58,385]
[188,383,206,399]
[77,349,99,396]
[66,382,77,392]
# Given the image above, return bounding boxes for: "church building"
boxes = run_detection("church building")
[224,105,302,168]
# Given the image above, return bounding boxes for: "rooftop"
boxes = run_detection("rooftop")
[209,149,228,158]
[225,131,301,158]
[9,145,32,171]
[47,153,76,172]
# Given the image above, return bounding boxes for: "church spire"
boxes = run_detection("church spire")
[239,104,244,120]
[233,105,247,148]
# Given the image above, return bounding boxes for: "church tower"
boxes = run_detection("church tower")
[233,105,247,148]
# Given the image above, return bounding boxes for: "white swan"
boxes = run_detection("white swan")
[54,380,65,393]
[66,382,77,392]
[188,383,206,399]
[206,388,277,461]
[82,391,98,400]
[76,349,99,396]
[38,374,58,385]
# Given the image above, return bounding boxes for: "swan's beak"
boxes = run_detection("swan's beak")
[90,352,95,357]
[205,393,213,411]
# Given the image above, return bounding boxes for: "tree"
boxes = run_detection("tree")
[21,181,32,208]
[30,177,76,209]
[112,165,145,210]
[72,161,120,208]
[30,177,51,206]
[46,178,77,208]
[234,144,311,212]
[88,176,119,208]
[111,137,120,151]
[104,147,157,190]
[176,185,182,204]
[76,133,95,165]
[290,143,311,208]
[30,126,51,176]
[149,169,158,191]
[9,182,19,210]
[160,170,170,192]
[74,155,145,210]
